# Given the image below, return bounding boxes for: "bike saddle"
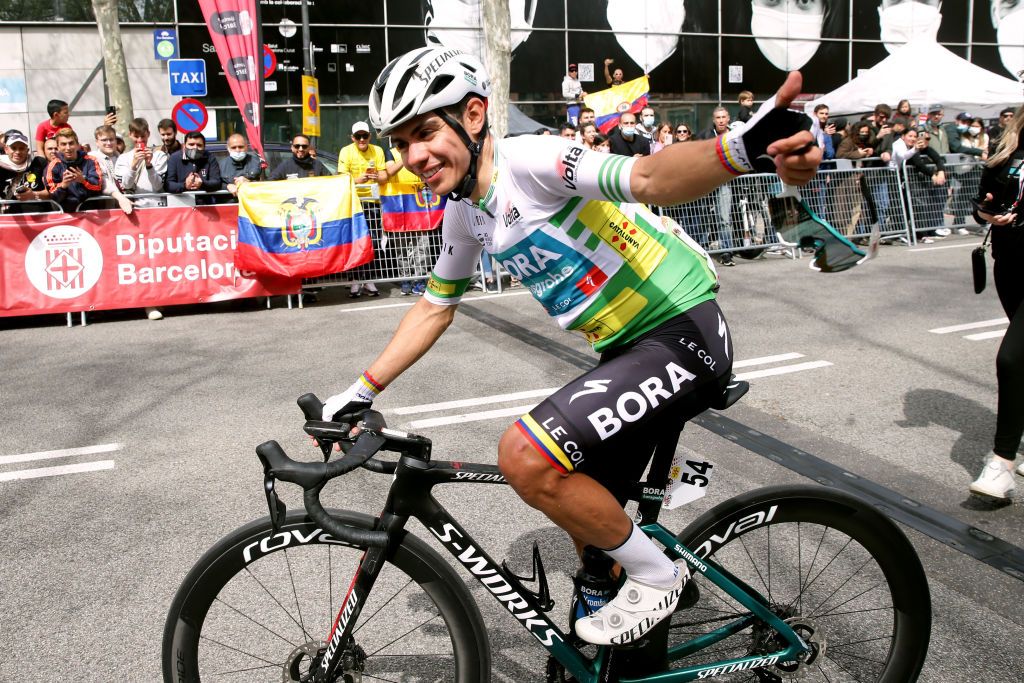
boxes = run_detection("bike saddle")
[710,376,748,410]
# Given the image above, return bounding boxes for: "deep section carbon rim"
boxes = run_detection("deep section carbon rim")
[670,487,931,682]
[163,510,488,682]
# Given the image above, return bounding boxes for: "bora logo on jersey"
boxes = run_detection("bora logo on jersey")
[494,230,606,316]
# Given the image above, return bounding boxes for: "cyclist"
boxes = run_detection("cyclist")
[323,48,820,646]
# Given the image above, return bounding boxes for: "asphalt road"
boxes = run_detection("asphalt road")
[2,234,1022,681]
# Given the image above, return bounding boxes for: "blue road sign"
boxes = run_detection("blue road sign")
[153,29,178,60]
[172,98,209,134]
[168,59,207,97]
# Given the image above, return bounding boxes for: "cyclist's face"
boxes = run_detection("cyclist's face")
[391,100,486,194]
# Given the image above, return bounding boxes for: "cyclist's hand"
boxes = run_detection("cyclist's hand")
[322,372,384,421]
[723,72,820,183]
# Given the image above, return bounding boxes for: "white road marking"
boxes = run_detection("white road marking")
[0,460,115,482]
[964,330,1006,341]
[0,443,122,466]
[734,361,833,380]
[910,241,983,252]
[929,318,1008,334]
[399,352,831,428]
[732,352,804,368]
[408,405,537,429]
[393,388,560,415]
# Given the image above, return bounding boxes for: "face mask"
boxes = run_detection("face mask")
[878,1,941,54]
[641,115,655,128]
[859,133,871,141]
[425,0,535,57]
[184,148,199,161]
[969,126,982,136]
[229,151,248,162]
[621,126,636,138]
[750,5,823,71]
[607,0,685,73]
[996,8,1024,79]
[956,124,968,133]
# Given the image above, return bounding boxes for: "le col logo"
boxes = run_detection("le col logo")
[24,226,103,300]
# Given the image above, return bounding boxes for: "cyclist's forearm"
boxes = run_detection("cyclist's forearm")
[630,139,734,206]
[367,298,456,387]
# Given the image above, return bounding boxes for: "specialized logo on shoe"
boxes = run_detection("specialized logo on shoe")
[587,361,697,439]
[609,615,656,645]
[25,227,103,299]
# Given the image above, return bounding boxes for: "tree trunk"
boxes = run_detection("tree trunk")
[92,0,134,133]
[481,0,510,140]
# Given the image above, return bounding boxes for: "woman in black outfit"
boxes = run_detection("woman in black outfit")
[969,105,1024,499]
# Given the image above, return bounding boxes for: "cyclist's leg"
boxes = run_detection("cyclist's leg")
[498,300,732,643]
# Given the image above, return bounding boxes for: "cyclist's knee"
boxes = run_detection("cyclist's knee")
[498,425,566,504]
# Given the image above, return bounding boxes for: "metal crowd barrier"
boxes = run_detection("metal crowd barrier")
[0,198,65,215]
[901,153,986,242]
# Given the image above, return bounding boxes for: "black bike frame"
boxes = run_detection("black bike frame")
[312,438,809,682]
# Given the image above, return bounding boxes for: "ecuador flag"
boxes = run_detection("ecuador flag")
[235,175,373,278]
[379,152,446,232]
[584,75,650,135]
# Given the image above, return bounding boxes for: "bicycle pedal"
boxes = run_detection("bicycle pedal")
[501,541,555,612]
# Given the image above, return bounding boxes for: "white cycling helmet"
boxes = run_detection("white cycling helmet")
[369,47,491,138]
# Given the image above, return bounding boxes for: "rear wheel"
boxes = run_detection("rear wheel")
[163,509,490,682]
[670,485,931,681]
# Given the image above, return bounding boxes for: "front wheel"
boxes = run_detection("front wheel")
[163,509,490,682]
[669,485,931,681]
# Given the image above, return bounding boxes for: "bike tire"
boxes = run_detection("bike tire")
[163,509,490,682]
[670,485,931,682]
[735,247,767,260]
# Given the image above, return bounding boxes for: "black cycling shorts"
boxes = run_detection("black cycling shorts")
[514,299,733,489]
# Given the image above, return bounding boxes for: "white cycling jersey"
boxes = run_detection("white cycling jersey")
[424,135,719,351]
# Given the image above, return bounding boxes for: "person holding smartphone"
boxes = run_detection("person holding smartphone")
[43,128,105,212]
[115,117,167,199]
[968,104,1024,500]
[0,130,50,213]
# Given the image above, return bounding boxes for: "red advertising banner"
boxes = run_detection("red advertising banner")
[199,0,264,158]
[0,206,299,317]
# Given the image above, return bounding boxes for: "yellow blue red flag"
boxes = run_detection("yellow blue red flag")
[379,151,446,232]
[235,175,373,278]
[584,75,650,135]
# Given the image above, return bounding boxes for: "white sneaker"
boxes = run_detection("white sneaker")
[969,455,1016,499]
[574,560,688,646]
[146,308,163,321]
[935,228,952,237]
[956,228,970,235]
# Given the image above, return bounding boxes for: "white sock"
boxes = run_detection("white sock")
[602,522,678,588]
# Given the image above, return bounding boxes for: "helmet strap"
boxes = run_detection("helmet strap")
[437,108,486,201]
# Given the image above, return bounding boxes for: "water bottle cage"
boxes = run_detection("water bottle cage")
[501,541,555,613]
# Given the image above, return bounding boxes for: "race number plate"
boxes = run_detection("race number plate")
[663,449,715,510]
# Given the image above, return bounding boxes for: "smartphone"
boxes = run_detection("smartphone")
[136,140,147,151]
[106,105,117,116]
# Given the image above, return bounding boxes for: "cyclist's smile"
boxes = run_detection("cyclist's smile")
[391,113,475,196]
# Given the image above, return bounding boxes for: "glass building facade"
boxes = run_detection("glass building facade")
[2,1,1021,154]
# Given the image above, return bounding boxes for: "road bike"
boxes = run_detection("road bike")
[163,381,932,681]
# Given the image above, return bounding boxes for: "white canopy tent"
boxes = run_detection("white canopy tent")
[804,40,1021,119]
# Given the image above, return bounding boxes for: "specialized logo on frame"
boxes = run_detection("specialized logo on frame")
[25,226,103,299]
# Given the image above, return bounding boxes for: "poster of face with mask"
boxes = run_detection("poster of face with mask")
[853,0,968,52]
[749,0,828,72]
[721,0,849,96]
[990,0,1024,79]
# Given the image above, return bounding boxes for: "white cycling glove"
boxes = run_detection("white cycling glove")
[322,371,384,421]
[716,95,812,176]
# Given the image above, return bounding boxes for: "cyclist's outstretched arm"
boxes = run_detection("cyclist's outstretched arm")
[323,298,455,420]
[630,72,820,206]
[367,298,457,386]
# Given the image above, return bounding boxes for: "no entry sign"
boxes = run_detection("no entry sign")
[171,98,209,134]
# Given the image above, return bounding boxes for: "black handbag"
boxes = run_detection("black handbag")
[971,227,991,294]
